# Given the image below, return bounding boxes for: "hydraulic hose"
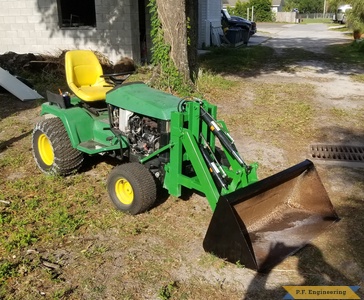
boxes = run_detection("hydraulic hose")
[199,144,227,189]
[199,106,251,172]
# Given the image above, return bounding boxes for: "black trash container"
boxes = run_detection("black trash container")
[242,28,250,44]
[226,27,243,44]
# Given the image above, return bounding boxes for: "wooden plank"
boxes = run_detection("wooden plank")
[0,67,43,101]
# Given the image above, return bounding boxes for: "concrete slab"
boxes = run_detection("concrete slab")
[247,34,271,46]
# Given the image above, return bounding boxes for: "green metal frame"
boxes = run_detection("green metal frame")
[40,101,126,155]
[162,100,258,211]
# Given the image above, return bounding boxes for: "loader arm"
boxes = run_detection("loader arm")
[163,100,258,211]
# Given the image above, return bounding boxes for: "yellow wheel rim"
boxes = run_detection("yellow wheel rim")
[38,133,54,166]
[115,178,134,205]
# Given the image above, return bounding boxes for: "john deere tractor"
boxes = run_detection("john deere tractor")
[32,50,338,271]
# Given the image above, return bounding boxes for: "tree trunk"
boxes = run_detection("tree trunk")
[186,0,199,81]
[155,0,198,83]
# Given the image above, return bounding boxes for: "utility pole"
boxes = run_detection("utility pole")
[323,0,327,16]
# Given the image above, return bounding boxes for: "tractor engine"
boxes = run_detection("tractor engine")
[109,105,170,175]
[127,114,160,156]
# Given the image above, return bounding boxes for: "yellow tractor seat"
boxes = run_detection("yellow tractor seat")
[65,50,113,102]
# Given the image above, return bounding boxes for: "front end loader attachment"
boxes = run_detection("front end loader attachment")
[203,160,339,271]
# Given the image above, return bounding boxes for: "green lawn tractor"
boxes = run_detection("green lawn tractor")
[31,50,339,271]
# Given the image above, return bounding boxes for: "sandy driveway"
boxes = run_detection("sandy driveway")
[251,22,352,52]
[242,23,364,168]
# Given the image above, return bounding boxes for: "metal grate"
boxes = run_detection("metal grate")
[310,144,364,162]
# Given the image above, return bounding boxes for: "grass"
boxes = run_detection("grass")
[0,175,93,251]
[196,71,238,91]
[300,18,333,24]
[222,83,315,146]
[0,170,119,298]
[0,261,18,282]
[195,71,240,100]
[330,107,350,119]
[326,41,364,65]
[199,45,275,74]
[351,73,364,83]
[198,40,364,76]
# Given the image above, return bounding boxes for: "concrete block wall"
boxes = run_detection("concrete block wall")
[198,0,222,48]
[0,0,140,64]
[275,12,298,23]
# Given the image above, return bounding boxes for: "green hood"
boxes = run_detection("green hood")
[106,83,181,120]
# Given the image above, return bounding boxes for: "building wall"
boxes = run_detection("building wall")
[198,0,208,48]
[275,12,298,22]
[272,0,284,12]
[198,0,222,48]
[0,0,140,64]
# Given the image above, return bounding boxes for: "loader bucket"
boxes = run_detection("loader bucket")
[203,160,339,271]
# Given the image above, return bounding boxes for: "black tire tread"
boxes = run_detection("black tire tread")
[107,163,157,215]
[32,118,83,175]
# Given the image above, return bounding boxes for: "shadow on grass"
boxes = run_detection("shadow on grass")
[0,130,32,154]
[0,93,43,120]
[199,40,364,79]
[244,243,354,299]
[314,126,364,145]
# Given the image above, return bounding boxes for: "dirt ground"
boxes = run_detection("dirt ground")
[1,24,364,299]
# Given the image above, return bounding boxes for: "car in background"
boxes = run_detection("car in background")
[221,9,257,36]
[332,4,352,24]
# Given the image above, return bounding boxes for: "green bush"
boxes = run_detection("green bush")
[352,39,364,52]
[227,0,273,22]
[228,1,250,19]
[250,0,274,22]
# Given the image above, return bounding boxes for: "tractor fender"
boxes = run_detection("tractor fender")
[40,103,95,148]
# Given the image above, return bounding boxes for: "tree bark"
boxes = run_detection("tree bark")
[155,0,198,83]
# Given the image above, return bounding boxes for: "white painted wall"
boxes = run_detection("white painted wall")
[198,0,222,48]
[275,12,298,23]
[1,0,221,62]
[0,0,140,64]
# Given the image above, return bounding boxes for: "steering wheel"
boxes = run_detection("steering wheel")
[101,71,134,85]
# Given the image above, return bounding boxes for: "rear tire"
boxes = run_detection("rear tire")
[107,163,157,215]
[32,118,84,175]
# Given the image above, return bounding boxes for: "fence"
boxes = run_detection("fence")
[275,12,334,23]
[298,13,334,19]
[275,12,298,23]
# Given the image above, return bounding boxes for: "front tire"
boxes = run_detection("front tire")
[32,118,84,175]
[107,163,157,215]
